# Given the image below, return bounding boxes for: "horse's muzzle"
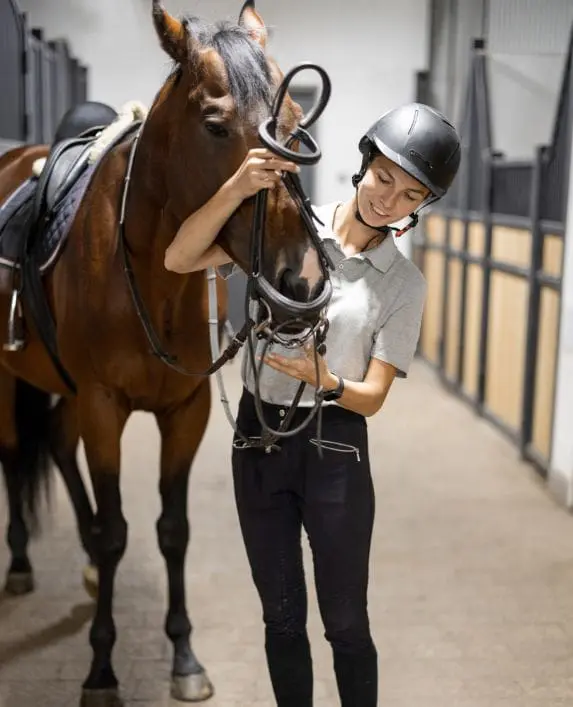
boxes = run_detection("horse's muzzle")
[253,274,333,334]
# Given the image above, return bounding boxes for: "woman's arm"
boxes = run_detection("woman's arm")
[323,358,397,417]
[185,243,234,272]
[164,180,243,273]
[164,148,300,274]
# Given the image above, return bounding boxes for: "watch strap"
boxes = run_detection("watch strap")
[323,374,344,401]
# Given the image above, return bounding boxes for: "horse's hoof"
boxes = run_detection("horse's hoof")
[80,687,123,707]
[171,671,214,702]
[4,571,35,595]
[82,564,99,600]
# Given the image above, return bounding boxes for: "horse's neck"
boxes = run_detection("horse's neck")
[121,131,208,305]
[123,126,174,250]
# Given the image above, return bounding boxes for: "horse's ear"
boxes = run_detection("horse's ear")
[152,1,188,64]
[238,0,267,49]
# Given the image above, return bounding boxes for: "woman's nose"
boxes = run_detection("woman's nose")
[380,189,398,211]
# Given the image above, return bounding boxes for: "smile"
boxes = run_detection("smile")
[370,202,388,218]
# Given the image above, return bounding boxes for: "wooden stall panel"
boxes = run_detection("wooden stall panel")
[444,220,464,380]
[492,226,531,269]
[445,262,462,381]
[532,287,561,460]
[461,222,485,398]
[485,271,528,431]
[468,222,485,257]
[462,263,483,398]
[425,213,446,244]
[543,235,563,278]
[421,250,444,364]
[420,214,446,364]
[449,218,464,250]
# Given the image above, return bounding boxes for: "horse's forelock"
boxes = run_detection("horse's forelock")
[181,16,272,118]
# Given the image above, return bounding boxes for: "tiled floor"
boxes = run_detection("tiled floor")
[1,360,573,706]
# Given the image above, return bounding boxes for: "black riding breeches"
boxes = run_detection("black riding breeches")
[231,388,377,707]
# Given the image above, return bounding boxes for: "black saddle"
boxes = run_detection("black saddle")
[53,101,118,143]
[0,101,120,271]
[0,100,140,395]
[33,100,120,225]
[32,128,100,229]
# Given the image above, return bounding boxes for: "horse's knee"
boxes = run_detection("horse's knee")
[48,398,78,461]
[93,516,127,563]
[157,514,189,559]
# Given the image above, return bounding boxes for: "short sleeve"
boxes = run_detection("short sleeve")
[371,273,427,378]
[216,262,238,280]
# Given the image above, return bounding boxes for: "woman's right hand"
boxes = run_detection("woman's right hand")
[226,148,300,201]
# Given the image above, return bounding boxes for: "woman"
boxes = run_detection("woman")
[165,102,461,706]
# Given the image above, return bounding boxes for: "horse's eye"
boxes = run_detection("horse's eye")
[205,122,229,138]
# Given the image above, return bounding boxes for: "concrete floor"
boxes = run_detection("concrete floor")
[1,359,573,707]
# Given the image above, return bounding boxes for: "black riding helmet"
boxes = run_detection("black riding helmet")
[352,102,461,234]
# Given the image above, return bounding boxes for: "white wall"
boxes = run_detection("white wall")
[16,0,429,213]
[428,0,573,162]
[486,0,573,160]
[549,135,573,510]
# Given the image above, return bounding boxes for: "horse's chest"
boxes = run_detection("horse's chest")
[80,274,208,397]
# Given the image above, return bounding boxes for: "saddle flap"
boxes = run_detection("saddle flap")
[33,137,94,222]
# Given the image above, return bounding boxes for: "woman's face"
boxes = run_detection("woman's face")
[356,153,430,228]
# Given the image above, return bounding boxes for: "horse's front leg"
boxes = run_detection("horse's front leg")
[79,388,129,707]
[155,379,214,702]
[48,396,98,597]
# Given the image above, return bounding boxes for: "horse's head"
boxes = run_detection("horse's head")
[150,0,331,328]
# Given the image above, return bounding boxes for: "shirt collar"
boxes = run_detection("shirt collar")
[360,231,399,273]
[314,201,399,274]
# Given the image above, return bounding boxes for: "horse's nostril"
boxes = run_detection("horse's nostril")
[279,269,310,302]
[309,280,325,300]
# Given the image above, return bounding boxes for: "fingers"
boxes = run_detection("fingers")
[259,353,305,380]
[303,341,315,357]
[263,353,299,369]
[232,148,300,200]
[247,148,300,174]
[251,169,281,191]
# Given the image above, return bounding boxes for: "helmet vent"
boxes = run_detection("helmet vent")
[409,149,433,172]
[408,109,419,135]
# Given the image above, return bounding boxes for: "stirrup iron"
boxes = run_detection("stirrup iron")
[4,289,26,352]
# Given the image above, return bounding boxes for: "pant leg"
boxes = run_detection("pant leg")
[302,412,377,707]
[232,392,313,707]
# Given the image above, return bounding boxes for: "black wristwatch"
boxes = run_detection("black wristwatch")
[323,374,344,401]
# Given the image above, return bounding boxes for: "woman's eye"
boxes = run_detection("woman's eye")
[205,122,229,138]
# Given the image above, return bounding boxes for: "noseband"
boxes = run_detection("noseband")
[119,62,335,454]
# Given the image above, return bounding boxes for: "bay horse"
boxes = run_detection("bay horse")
[0,0,332,704]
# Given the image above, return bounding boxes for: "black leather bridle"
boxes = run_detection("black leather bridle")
[119,62,335,452]
[239,63,336,452]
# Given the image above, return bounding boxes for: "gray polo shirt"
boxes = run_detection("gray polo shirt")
[218,201,427,407]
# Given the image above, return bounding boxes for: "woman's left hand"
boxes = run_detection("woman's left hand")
[261,343,337,390]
